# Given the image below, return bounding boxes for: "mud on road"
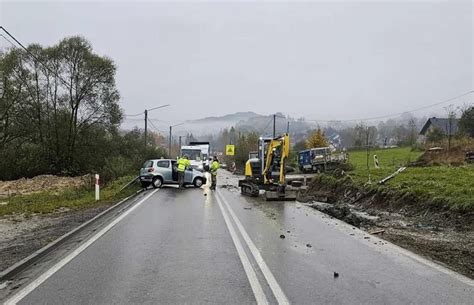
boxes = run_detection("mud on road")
[299,176,474,279]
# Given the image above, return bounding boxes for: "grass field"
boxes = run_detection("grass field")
[0,175,140,216]
[347,147,474,209]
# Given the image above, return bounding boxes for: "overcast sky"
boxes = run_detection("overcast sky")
[1,1,472,129]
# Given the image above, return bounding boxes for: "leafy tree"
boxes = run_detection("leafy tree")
[459,106,474,137]
[306,128,328,148]
[293,140,306,152]
[234,132,259,168]
[353,123,366,148]
[0,37,166,181]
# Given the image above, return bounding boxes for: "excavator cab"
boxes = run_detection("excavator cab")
[239,134,299,201]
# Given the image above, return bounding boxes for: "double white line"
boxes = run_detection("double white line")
[215,189,290,305]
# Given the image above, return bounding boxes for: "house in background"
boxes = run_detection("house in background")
[419,117,459,141]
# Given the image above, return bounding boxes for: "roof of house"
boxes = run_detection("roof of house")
[419,117,459,135]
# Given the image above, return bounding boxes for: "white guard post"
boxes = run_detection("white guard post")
[374,155,380,169]
[95,174,100,201]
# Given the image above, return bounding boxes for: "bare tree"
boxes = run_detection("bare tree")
[444,104,457,152]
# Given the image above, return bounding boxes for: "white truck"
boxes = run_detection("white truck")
[180,142,210,172]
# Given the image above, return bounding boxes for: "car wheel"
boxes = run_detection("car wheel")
[152,177,163,188]
[193,177,204,188]
[140,181,150,188]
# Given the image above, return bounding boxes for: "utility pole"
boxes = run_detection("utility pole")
[169,123,184,159]
[142,104,170,148]
[144,109,148,147]
[273,114,276,138]
[169,126,172,158]
[179,136,182,156]
[287,121,290,134]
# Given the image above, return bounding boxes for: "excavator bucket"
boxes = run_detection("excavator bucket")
[264,189,298,201]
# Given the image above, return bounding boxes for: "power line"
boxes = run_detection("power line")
[0,26,74,91]
[308,90,473,123]
[147,118,165,134]
[123,117,171,125]
[148,118,171,123]
[0,33,15,49]
[124,112,143,117]
[261,117,274,135]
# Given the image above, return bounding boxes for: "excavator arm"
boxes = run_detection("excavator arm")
[262,134,290,185]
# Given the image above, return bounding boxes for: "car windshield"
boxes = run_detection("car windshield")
[181,149,202,161]
[313,149,327,155]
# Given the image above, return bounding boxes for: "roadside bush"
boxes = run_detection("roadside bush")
[100,156,135,184]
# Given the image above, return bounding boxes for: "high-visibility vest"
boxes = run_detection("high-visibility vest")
[177,158,190,172]
[210,161,220,175]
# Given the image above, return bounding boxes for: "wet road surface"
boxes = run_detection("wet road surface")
[5,172,474,304]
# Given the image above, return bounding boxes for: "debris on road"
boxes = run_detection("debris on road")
[243,207,252,210]
[333,272,339,278]
[280,234,286,239]
[378,167,407,185]
[307,201,376,228]
[306,243,312,248]
[369,229,385,235]
[222,170,474,278]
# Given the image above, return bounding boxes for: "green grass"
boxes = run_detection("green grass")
[0,175,140,217]
[346,147,474,209]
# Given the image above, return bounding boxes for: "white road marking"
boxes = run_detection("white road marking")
[217,190,290,305]
[4,189,160,305]
[215,191,269,305]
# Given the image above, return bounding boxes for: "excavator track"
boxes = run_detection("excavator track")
[238,181,260,197]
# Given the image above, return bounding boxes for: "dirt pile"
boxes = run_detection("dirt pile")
[0,175,92,198]
[413,143,474,167]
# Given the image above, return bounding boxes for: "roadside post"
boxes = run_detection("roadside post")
[95,174,100,201]
[374,154,380,169]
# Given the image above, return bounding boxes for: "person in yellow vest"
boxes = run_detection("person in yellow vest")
[210,156,220,190]
[177,154,191,188]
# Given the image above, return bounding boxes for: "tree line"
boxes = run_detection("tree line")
[0,37,166,181]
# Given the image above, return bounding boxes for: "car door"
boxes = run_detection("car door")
[170,160,178,182]
[155,160,172,182]
[184,168,194,184]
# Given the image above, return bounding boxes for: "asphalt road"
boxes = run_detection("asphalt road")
[6,172,473,304]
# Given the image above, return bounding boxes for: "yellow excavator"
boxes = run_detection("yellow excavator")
[238,134,300,201]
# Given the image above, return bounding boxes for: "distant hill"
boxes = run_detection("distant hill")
[122,110,318,141]
[184,112,265,135]
[236,115,313,138]
[184,111,315,141]
[188,111,261,123]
